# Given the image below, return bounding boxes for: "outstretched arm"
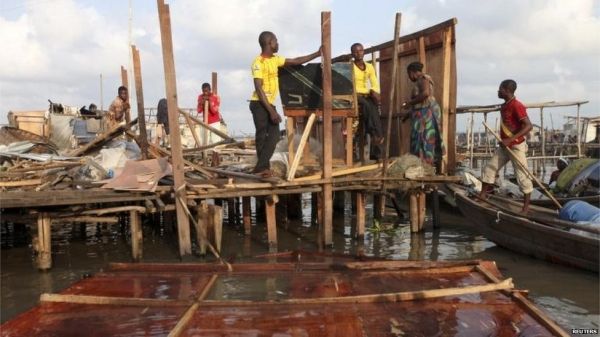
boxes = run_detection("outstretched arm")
[284,47,322,66]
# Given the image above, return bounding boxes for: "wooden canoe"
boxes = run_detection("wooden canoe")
[1,251,570,336]
[525,194,600,209]
[447,183,599,272]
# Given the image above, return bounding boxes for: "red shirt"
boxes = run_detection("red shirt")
[197,93,221,124]
[500,97,528,146]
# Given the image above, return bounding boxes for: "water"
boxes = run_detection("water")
[1,195,598,334]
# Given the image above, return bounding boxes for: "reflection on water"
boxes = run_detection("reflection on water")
[1,193,598,332]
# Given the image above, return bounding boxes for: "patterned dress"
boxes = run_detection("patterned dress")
[409,74,445,166]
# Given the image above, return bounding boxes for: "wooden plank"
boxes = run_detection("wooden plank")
[179,109,233,141]
[321,11,333,246]
[67,118,137,157]
[440,27,452,174]
[409,192,418,233]
[283,108,355,118]
[0,178,42,187]
[52,216,119,224]
[211,72,218,95]
[417,36,427,72]
[182,112,202,148]
[295,162,382,181]
[287,113,316,180]
[195,202,208,255]
[266,195,278,247]
[345,117,353,166]
[40,293,188,307]
[242,197,252,235]
[418,190,426,231]
[157,0,191,256]
[130,210,143,261]
[210,205,223,253]
[120,65,131,124]
[131,45,149,159]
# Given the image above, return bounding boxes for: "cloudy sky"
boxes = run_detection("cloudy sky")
[1,0,599,136]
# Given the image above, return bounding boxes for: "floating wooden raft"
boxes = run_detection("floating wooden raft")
[1,252,568,336]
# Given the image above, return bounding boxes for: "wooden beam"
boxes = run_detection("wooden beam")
[41,293,187,307]
[211,72,218,95]
[287,113,316,180]
[321,11,333,246]
[68,118,137,157]
[36,212,52,270]
[157,0,191,256]
[0,178,42,187]
[130,210,143,261]
[409,192,418,233]
[355,192,365,238]
[380,13,402,216]
[417,36,427,72]
[266,195,278,247]
[242,197,252,235]
[440,28,452,174]
[131,45,149,159]
[167,274,218,337]
[179,109,233,141]
[286,117,295,169]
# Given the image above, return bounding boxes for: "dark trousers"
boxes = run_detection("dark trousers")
[250,101,280,172]
[357,95,383,139]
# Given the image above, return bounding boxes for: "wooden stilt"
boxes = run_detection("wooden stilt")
[418,191,426,231]
[242,196,252,235]
[157,0,192,256]
[321,11,333,246]
[266,195,278,247]
[227,199,235,226]
[209,205,223,253]
[345,117,353,166]
[129,210,142,261]
[355,192,365,238]
[432,188,441,229]
[36,212,52,270]
[409,192,419,233]
[195,202,208,255]
[316,193,323,226]
[287,117,295,167]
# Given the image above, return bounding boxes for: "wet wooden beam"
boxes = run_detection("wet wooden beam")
[157,0,191,256]
[409,192,418,233]
[131,45,149,159]
[321,11,333,246]
[242,197,252,235]
[36,212,52,270]
[355,192,365,238]
[130,210,143,261]
[266,195,278,247]
[195,202,208,255]
[418,190,426,231]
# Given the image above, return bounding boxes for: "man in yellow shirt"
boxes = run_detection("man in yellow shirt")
[250,31,321,177]
[351,43,383,158]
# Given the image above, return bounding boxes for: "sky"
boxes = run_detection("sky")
[1,0,599,136]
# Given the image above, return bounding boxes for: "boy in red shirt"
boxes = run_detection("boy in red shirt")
[479,79,533,212]
[197,83,222,145]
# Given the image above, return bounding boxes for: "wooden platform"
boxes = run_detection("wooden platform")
[0,252,568,336]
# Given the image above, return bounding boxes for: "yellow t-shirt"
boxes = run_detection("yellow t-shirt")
[250,54,286,104]
[353,62,379,95]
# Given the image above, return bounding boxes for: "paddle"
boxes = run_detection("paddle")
[482,122,562,209]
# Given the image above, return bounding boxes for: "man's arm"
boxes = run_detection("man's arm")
[284,47,322,66]
[367,65,381,105]
[502,116,532,147]
[253,78,281,124]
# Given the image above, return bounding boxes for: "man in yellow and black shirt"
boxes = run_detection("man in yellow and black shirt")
[250,31,321,177]
[352,42,384,159]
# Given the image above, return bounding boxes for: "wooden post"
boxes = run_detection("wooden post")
[440,28,452,174]
[287,117,295,167]
[540,107,546,176]
[432,187,440,228]
[266,195,278,247]
[211,72,218,95]
[345,117,353,166]
[157,0,192,256]
[242,196,252,235]
[209,205,223,253]
[417,36,427,72]
[120,66,131,124]
[355,192,365,238]
[195,202,208,255]
[36,212,52,270]
[287,113,316,180]
[129,210,142,261]
[418,191,426,231]
[576,103,581,158]
[321,11,333,246]
[409,192,418,233]
[380,12,402,216]
[131,45,149,159]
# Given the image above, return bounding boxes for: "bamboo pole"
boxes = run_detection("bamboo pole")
[157,0,191,256]
[321,11,333,246]
[482,122,561,209]
[380,12,402,216]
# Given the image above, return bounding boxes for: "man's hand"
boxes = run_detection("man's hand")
[269,112,282,124]
[501,137,513,148]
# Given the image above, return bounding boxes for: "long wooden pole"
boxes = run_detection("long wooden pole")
[131,45,149,159]
[287,113,316,180]
[120,66,131,124]
[380,13,402,216]
[483,122,561,209]
[321,11,333,246]
[157,0,192,256]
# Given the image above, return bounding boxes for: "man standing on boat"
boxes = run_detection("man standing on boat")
[249,31,321,177]
[479,79,533,212]
[351,42,384,159]
[107,86,130,129]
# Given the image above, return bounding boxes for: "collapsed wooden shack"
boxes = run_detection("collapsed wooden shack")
[0,252,570,336]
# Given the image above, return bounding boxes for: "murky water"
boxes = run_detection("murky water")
[1,194,598,334]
